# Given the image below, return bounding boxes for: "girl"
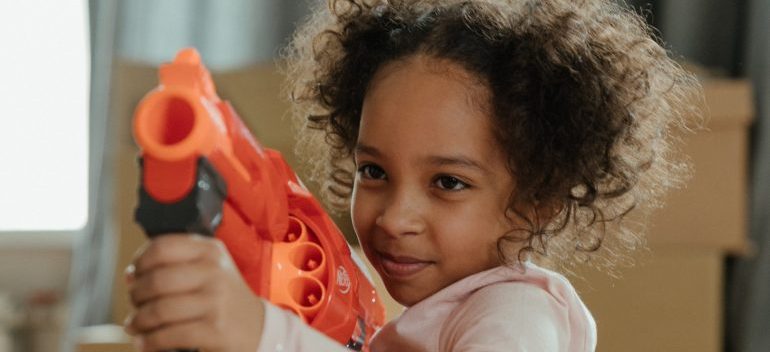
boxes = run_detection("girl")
[124,0,699,351]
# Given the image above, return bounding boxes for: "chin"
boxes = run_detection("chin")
[383,282,429,307]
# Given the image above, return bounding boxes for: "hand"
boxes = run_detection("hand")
[124,234,265,352]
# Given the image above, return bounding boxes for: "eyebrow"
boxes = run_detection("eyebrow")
[354,143,489,174]
[354,143,382,158]
[427,155,488,172]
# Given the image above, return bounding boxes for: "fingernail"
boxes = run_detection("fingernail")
[123,314,135,334]
[133,336,144,351]
[124,264,135,283]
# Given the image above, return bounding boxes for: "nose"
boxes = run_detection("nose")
[375,188,426,238]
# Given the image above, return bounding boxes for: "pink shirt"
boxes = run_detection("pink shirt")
[258,262,597,351]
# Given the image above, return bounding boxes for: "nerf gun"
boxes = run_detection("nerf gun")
[132,48,385,351]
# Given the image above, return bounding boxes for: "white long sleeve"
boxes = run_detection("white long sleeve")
[257,302,349,352]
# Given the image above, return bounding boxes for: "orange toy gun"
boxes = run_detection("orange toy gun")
[132,48,385,351]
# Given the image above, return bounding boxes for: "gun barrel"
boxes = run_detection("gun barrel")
[134,85,228,162]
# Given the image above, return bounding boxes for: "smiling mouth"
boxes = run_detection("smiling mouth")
[376,251,434,279]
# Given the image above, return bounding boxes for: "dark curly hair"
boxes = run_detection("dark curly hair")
[282,0,701,272]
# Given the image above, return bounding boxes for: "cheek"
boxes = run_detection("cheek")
[350,189,375,243]
[433,201,507,251]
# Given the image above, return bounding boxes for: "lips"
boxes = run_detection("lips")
[376,251,433,279]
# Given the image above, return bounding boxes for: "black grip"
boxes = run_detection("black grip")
[135,157,227,238]
[134,156,228,352]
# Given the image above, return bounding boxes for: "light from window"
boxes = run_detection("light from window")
[0,0,90,231]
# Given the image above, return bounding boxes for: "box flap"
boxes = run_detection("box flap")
[701,79,754,129]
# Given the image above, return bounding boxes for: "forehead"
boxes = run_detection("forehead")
[359,55,500,160]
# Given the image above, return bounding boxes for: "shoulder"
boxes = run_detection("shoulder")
[438,266,596,351]
[465,280,568,315]
[453,263,583,318]
[442,282,569,345]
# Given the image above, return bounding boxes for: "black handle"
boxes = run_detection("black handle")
[135,157,228,352]
[135,157,227,238]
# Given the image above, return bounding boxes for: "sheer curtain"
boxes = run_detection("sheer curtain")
[63,0,118,351]
[116,0,311,70]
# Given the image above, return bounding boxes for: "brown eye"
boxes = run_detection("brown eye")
[358,164,387,180]
[434,175,468,191]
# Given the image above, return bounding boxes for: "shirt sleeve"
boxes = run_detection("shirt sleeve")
[438,282,574,352]
[257,302,351,352]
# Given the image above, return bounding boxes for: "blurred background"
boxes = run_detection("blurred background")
[0,0,767,351]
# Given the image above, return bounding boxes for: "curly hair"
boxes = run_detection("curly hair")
[282,0,701,272]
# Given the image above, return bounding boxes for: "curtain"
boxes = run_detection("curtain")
[62,0,119,351]
[116,0,311,70]
[729,0,770,350]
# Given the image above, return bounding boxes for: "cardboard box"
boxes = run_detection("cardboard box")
[573,245,723,352]
[645,79,753,253]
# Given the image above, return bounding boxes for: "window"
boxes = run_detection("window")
[0,0,90,233]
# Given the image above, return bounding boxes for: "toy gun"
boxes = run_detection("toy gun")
[132,48,385,351]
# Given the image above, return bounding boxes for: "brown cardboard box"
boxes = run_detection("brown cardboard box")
[112,62,154,325]
[573,245,723,352]
[646,80,753,253]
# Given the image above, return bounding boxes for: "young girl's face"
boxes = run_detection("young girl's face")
[351,55,517,306]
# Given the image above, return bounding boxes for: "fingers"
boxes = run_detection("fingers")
[127,292,210,335]
[129,262,218,306]
[123,235,248,351]
[132,234,224,277]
